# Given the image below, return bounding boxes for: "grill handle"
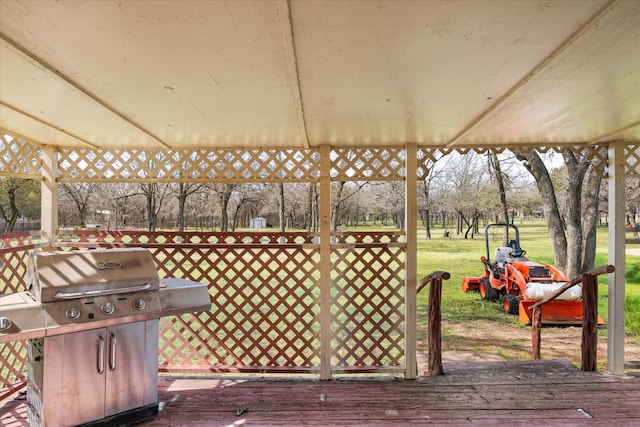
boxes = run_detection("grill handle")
[97,336,105,375]
[55,283,151,299]
[109,333,117,371]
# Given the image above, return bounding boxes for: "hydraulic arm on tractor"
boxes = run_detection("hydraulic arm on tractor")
[462,223,604,325]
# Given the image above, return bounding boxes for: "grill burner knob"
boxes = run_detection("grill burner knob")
[101,302,115,315]
[0,317,12,330]
[65,307,81,320]
[133,298,146,311]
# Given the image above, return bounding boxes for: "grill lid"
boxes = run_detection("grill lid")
[29,248,160,303]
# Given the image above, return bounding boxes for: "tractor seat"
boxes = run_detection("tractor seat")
[495,247,513,269]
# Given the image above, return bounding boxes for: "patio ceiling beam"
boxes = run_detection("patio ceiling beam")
[588,120,640,146]
[0,32,171,150]
[0,100,98,149]
[277,0,309,149]
[445,0,620,148]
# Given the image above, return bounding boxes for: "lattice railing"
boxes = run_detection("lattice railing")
[154,243,322,369]
[0,237,34,398]
[2,230,406,389]
[330,233,406,370]
[51,231,323,371]
[59,230,318,245]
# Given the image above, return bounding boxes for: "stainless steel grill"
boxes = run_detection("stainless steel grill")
[0,247,211,427]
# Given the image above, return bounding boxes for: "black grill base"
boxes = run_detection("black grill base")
[77,403,159,427]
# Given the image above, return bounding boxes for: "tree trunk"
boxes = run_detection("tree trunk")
[514,150,568,273]
[563,149,591,278]
[424,209,431,239]
[146,184,158,232]
[177,183,187,232]
[3,210,19,234]
[332,182,345,232]
[220,193,230,232]
[489,150,510,245]
[581,166,601,272]
[0,181,20,233]
[278,182,286,233]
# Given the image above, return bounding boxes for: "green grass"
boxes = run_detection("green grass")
[415,221,640,337]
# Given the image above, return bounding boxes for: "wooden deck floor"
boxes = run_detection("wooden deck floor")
[2,359,639,426]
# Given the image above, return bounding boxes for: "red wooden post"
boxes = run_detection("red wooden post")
[581,273,598,371]
[428,276,444,375]
[532,306,542,360]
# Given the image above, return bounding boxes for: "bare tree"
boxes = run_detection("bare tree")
[626,177,640,225]
[139,183,173,231]
[418,159,444,239]
[331,181,368,232]
[175,183,208,232]
[371,181,405,230]
[514,148,601,278]
[104,183,139,229]
[306,183,319,232]
[488,151,509,220]
[59,183,99,228]
[278,182,285,232]
[210,183,237,232]
[446,152,494,238]
[230,186,261,231]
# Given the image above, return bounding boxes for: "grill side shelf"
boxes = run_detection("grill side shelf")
[158,278,211,316]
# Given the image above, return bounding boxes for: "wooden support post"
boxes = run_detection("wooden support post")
[318,145,332,380]
[428,276,443,375]
[581,273,598,371]
[608,141,626,374]
[405,143,418,379]
[530,265,612,365]
[40,145,58,243]
[532,306,542,360]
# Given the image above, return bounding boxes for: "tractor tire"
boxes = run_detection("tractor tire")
[504,294,519,315]
[480,278,499,302]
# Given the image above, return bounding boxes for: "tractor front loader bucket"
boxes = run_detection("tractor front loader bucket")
[519,300,606,325]
[462,276,481,293]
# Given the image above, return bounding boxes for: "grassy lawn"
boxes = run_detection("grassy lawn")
[416,221,640,337]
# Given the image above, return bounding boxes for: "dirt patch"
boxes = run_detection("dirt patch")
[437,319,640,369]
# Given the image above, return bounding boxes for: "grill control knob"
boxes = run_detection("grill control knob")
[65,307,81,320]
[0,317,12,331]
[101,302,115,315]
[133,299,146,311]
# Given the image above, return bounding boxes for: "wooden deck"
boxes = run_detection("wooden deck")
[2,359,639,426]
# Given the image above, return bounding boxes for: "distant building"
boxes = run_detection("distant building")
[249,217,267,229]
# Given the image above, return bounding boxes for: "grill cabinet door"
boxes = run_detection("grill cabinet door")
[104,321,149,416]
[60,329,107,426]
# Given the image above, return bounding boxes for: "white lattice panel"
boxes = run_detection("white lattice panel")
[626,144,640,177]
[331,148,406,180]
[0,134,41,178]
[417,148,453,180]
[57,149,321,182]
[515,145,609,178]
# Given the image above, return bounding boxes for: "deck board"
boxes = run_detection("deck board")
[2,359,639,426]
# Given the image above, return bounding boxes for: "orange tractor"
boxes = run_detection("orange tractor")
[462,223,604,325]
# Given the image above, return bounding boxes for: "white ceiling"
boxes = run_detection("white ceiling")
[0,0,638,151]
